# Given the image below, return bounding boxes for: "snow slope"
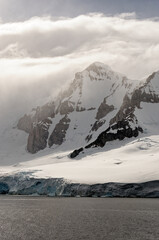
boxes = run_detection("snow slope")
[1,134,159,184]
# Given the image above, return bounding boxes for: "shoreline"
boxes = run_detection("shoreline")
[0,175,159,198]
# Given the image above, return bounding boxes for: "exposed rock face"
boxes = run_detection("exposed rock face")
[110,94,134,125]
[76,106,86,112]
[110,75,159,126]
[58,101,74,115]
[70,148,84,158]
[33,103,55,122]
[86,120,143,149]
[18,102,55,132]
[17,102,55,136]
[85,119,106,142]
[91,119,106,132]
[17,62,159,154]
[85,134,93,142]
[96,101,114,120]
[48,115,70,147]
[131,87,159,106]
[70,119,143,158]
[17,114,32,133]
[27,118,52,154]
[85,100,114,139]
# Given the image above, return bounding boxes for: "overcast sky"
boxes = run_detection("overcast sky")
[0,0,159,22]
[0,0,159,126]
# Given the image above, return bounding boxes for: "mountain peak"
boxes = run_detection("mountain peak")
[74,62,114,83]
[86,62,112,73]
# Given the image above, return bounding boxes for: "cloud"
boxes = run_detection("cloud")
[0,13,159,128]
[0,14,158,77]
[117,12,137,19]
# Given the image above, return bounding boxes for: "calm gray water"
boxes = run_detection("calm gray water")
[0,196,158,240]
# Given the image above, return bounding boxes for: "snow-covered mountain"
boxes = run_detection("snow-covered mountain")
[17,62,159,156]
[0,62,159,186]
[17,62,138,152]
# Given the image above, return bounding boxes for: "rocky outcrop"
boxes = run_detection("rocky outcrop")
[76,106,86,112]
[92,119,106,132]
[86,120,143,149]
[33,103,55,122]
[17,102,56,153]
[70,148,84,158]
[27,118,52,154]
[85,100,114,143]
[48,115,70,147]
[96,101,114,120]
[18,102,55,134]
[70,119,143,158]
[58,101,74,115]
[110,94,134,125]
[17,114,32,133]
[110,74,159,125]
[131,87,159,107]
[85,120,106,142]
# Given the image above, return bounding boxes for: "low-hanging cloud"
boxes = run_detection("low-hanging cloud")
[0,13,159,128]
[0,14,159,77]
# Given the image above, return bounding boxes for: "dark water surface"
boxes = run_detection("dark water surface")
[0,196,158,240]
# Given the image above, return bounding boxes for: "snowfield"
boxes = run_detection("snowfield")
[1,132,159,184]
